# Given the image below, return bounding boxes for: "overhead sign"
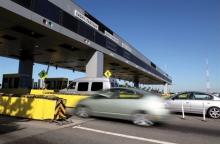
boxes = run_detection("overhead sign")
[105,31,119,44]
[104,70,112,78]
[74,10,99,30]
[38,70,48,80]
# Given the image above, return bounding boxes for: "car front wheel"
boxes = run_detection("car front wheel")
[208,107,220,119]
[75,106,90,118]
[132,113,154,126]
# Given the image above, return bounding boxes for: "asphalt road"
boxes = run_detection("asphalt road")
[1,114,220,144]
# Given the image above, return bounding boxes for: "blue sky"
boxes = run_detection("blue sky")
[0,0,220,92]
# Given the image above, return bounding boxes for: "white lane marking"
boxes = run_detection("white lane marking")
[73,126,177,144]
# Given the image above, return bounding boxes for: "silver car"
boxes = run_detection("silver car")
[165,91,220,118]
[75,87,169,126]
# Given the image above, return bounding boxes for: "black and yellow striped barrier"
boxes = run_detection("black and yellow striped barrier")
[54,99,66,120]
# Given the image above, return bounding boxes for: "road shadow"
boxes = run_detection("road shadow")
[0,94,34,135]
[156,122,220,137]
[86,116,220,137]
[0,115,26,135]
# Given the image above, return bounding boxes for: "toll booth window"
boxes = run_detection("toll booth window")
[62,11,78,32]
[2,78,8,89]
[11,0,32,9]
[111,82,118,87]
[78,21,94,41]
[8,78,13,88]
[14,77,19,88]
[106,38,117,52]
[68,82,76,89]
[32,0,61,24]
[123,50,131,60]
[91,82,103,91]
[77,82,89,91]
[95,31,106,47]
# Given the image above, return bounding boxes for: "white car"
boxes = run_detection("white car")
[165,91,220,118]
[75,87,170,126]
[59,77,118,95]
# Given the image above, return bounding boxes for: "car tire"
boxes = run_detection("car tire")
[132,113,154,126]
[208,107,220,119]
[75,106,90,118]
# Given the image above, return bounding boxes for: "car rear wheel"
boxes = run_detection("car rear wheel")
[208,107,220,119]
[75,106,90,118]
[132,113,154,126]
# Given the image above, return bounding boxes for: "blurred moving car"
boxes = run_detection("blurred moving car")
[165,91,220,119]
[75,87,169,126]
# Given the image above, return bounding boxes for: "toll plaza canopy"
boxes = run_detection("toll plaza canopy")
[0,0,172,84]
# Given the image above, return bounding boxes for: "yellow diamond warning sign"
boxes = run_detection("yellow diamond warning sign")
[104,70,112,78]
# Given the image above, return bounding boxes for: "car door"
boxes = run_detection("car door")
[90,88,142,120]
[87,90,116,117]
[103,88,143,119]
[166,92,192,112]
[189,92,213,114]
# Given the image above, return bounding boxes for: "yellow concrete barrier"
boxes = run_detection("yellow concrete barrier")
[0,95,65,120]
[30,89,88,108]
[30,89,55,95]
[53,94,88,108]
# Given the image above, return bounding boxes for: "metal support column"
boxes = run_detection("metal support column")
[134,79,139,88]
[164,83,169,94]
[18,59,33,89]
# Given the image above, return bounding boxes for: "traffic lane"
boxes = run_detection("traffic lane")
[4,124,174,144]
[76,115,220,144]
[4,114,220,144]
[0,115,89,144]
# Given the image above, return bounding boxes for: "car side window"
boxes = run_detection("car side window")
[193,93,213,100]
[77,82,89,91]
[173,93,190,100]
[91,82,103,91]
[105,89,129,99]
[99,89,118,98]
[118,89,142,99]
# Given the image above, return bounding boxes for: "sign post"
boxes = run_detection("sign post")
[203,102,206,121]
[181,101,185,119]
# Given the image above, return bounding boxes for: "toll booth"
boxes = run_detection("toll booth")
[2,74,32,89]
[32,82,38,89]
[44,78,68,92]
[0,74,32,94]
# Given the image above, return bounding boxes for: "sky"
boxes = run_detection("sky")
[0,0,220,92]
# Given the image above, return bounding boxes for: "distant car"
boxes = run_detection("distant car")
[212,93,220,97]
[75,87,169,126]
[165,91,220,119]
